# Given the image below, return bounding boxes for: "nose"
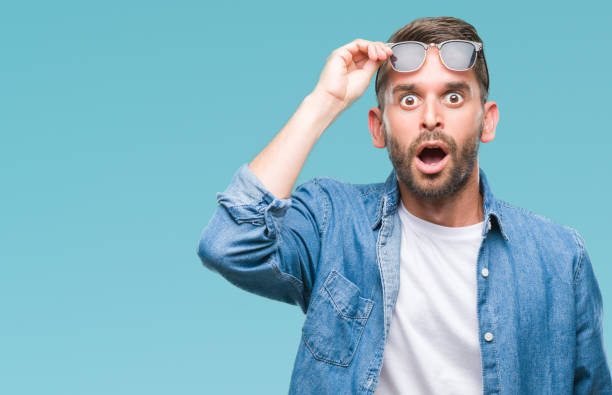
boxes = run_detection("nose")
[421,96,443,131]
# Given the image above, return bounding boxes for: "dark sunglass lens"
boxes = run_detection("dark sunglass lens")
[390,42,425,71]
[440,41,477,70]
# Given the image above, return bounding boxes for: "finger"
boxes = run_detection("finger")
[338,39,386,65]
[377,42,392,59]
[368,43,376,60]
[379,42,393,56]
[334,47,353,67]
[354,56,372,69]
[336,45,374,68]
[352,51,368,64]
[362,54,383,75]
[342,39,374,59]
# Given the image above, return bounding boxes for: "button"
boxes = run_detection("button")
[481,268,489,278]
[484,332,494,342]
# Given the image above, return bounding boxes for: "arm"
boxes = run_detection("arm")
[249,39,393,198]
[197,40,392,312]
[197,163,328,313]
[573,230,612,394]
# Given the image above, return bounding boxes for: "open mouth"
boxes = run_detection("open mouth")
[415,142,450,174]
[418,146,447,164]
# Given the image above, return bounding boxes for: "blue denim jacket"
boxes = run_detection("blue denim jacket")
[198,163,612,394]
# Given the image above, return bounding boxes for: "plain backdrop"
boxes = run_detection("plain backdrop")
[1,0,611,393]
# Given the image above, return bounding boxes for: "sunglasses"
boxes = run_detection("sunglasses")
[383,40,483,72]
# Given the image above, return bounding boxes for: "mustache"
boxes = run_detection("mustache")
[410,129,458,155]
[383,123,456,149]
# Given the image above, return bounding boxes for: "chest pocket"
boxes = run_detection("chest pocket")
[301,269,374,367]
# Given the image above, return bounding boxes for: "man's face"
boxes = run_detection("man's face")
[380,46,486,200]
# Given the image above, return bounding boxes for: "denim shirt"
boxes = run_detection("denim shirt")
[197,163,612,394]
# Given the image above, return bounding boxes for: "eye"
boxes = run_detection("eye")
[444,92,464,105]
[400,94,420,107]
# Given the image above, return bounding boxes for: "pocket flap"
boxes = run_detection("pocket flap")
[323,270,373,320]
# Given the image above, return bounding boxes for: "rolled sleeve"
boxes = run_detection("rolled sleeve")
[215,163,293,239]
[197,163,328,313]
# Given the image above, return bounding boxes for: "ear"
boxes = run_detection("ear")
[368,106,387,148]
[481,100,499,143]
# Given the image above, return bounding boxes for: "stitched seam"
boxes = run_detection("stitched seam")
[301,332,351,367]
[494,201,509,242]
[324,270,374,320]
[491,333,503,394]
[268,230,305,305]
[349,303,373,369]
[498,200,557,224]
[216,187,266,206]
[375,198,388,340]
[313,178,331,235]
[268,253,304,294]
[357,185,382,198]
[230,204,266,215]
[229,203,263,209]
[489,235,503,393]
[497,200,576,243]
[302,270,375,368]
[571,229,585,286]
[301,304,373,368]
[323,285,373,320]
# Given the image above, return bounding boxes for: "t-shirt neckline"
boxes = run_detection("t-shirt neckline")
[398,200,485,240]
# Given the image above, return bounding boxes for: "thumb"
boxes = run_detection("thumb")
[363,58,385,78]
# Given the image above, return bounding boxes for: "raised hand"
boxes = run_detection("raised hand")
[312,39,392,111]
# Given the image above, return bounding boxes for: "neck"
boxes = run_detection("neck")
[397,164,484,228]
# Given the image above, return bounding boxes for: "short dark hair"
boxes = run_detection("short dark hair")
[375,16,490,113]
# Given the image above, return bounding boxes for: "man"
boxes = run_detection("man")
[198,16,612,394]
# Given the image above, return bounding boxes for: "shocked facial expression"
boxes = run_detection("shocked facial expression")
[380,46,486,200]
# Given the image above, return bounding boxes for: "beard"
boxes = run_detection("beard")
[384,118,483,200]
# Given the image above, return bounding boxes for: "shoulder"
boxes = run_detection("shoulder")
[296,175,384,202]
[496,199,584,279]
[497,198,579,238]
[293,175,385,227]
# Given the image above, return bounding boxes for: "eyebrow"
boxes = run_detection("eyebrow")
[391,81,472,96]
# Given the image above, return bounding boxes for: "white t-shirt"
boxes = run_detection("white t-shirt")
[375,200,485,395]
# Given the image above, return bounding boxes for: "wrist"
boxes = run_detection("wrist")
[307,87,347,115]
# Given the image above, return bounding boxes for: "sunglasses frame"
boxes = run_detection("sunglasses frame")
[384,39,483,72]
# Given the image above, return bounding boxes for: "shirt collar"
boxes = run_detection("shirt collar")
[371,167,509,242]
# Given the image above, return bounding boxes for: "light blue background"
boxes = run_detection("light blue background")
[2,0,610,393]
